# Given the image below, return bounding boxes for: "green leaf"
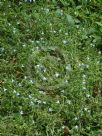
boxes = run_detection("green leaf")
[56,9,62,16]
[66,14,75,26]
[96,22,102,27]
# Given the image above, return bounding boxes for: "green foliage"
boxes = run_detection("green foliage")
[0,0,102,136]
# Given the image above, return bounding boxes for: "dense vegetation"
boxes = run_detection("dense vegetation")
[0,0,102,135]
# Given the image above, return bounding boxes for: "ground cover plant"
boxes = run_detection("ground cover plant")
[0,0,102,135]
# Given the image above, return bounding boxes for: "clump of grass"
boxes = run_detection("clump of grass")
[0,0,102,136]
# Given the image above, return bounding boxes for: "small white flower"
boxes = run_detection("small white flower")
[39,91,46,95]
[37,100,42,104]
[8,23,11,26]
[29,79,34,84]
[48,108,53,112]
[17,21,20,24]
[53,30,56,33]
[61,90,64,93]
[98,51,101,55]
[22,44,26,47]
[4,88,7,92]
[21,64,24,67]
[65,80,68,83]
[13,49,16,52]
[83,86,86,90]
[11,79,15,83]
[28,95,32,99]
[90,43,95,47]
[66,100,71,104]
[33,98,38,103]
[56,100,60,104]
[79,63,89,68]
[49,23,52,26]
[84,107,88,111]
[35,46,39,50]
[55,72,59,77]
[62,126,65,129]
[16,92,20,96]
[57,57,61,61]
[82,74,86,78]
[42,77,47,81]
[36,40,40,44]
[36,64,40,68]
[66,64,71,71]
[0,47,5,52]
[82,81,86,85]
[78,63,82,67]
[40,37,43,40]
[86,64,89,68]
[18,83,22,87]
[8,5,11,7]
[45,8,49,13]
[65,32,68,35]
[43,69,46,72]
[30,101,34,105]
[32,120,35,124]
[31,40,34,43]
[41,31,44,35]
[43,101,46,104]
[13,28,16,34]
[86,94,90,98]
[74,117,78,120]
[97,61,100,64]
[63,40,67,44]
[87,109,91,113]
[13,90,16,93]
[20,111,23,115]
[87,57,90,60]
[59,29,62,33]
[24,76,27,79]
[75,125,78,130]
